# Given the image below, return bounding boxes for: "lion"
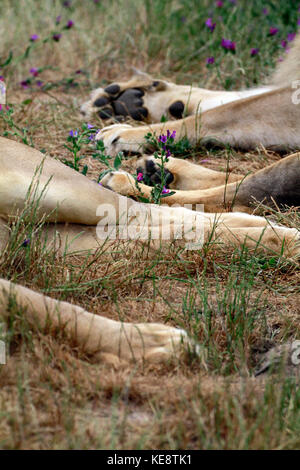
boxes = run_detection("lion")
[0,35,300,370]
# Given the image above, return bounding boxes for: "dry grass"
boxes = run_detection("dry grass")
[0,0,300,450]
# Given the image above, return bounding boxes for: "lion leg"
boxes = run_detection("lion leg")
[0,278,196,364]
[82,70,270,124]
[97,85,300,156]
[136,155,242,190]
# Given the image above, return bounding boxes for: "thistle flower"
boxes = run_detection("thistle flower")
[250,48,259,57]
[30,67,39,77]
[53,33,62,41]
[221,38,236,51]
[30,34,39,41]
[269,27,279,36]
[287,32,296,42]
[206,56,215,64]
[205,18,216,32]
[137,172,143,182]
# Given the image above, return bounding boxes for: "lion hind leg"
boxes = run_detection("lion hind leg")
[0,278,197,364]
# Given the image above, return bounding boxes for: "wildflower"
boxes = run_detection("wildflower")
[0,76,4,81]
[269,27,279,36]
[30,34,39,41]
[216,1,223,7]
[88,134,95,141]
[162,187,170,194]
[30,67,39,77]
[69,129,78,137]
[20,80,30,89]
[137,172,143,182]
[22,238,30,247]
[52,33,62,42]
[56,15,62,24]
[281,39,287,48]
[165,149,171,159]
[36,80,43,87]
[287,32,296,42]
[166,129,176,140]
[298,18,300,26]
[250,48,259,57]
[63,0,71,6]
[66,20,74,29]
[158,134,167,143]
[0,104,2,112]
[221,38,236,51]
[87,123,94,129]
[75,69,82,74]
[206,56,215,64]
[205,18,216,32]
[262,7,269,15]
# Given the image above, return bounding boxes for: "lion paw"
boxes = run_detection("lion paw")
[96,124,145,156]
[100,170,136,196]
[136,155,174,187]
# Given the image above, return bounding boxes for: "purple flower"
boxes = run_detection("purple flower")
[36,80,43,87]
[137,172,143,182]
[30,34,39,41]
[88,134,95,141]
[269,27,279,36]
[0,104,2,112]
[53,33,62,42]
[20,80,30,89]
[162,187,170,195]
[66,20,74,29]
[262,8,269,15]
[63,0,71,6]
[56,15,61,24]
[0,76,4,81]
[205,18,216,32]
[75,69,82,74]
[22,238,30,247]
[166,129,176,140]
[158,134,167,143]
[69,129,78,137]
[87,123,94,129]
[281,39,287,48]
[165,149,171,159]
[250,48,259,57]
[298,18,300,26]
[216,1,223,7]
[287,32,296,42]
[221,38,236,51]
[30,67,39,77]
[206,56,215,64]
